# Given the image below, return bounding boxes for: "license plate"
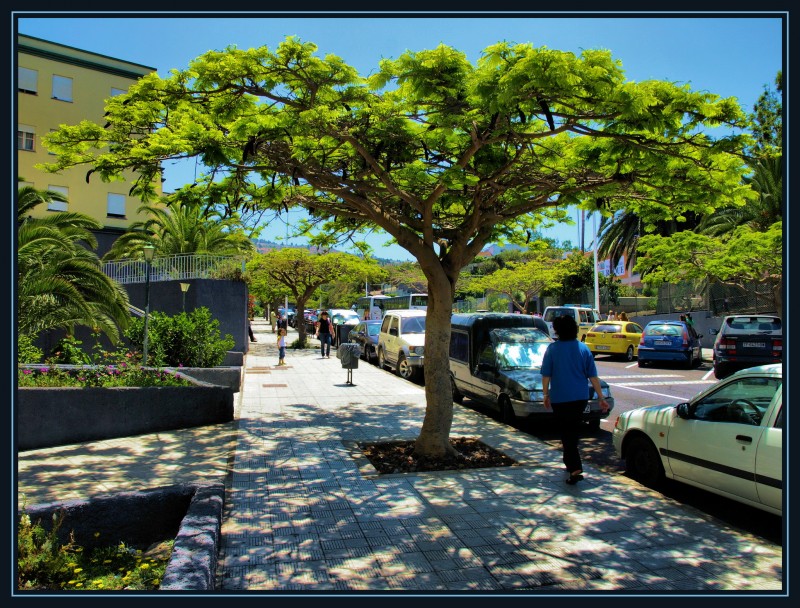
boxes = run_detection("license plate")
[655,340,672,346]
[595,345,610,350]
[583,404,591,413]
[742,342,766,348]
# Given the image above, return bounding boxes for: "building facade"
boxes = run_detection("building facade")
[16,34,158,256]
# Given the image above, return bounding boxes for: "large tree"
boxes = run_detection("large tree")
[246,248,382,345]
[470,251,562,313]
[42,38,754,459]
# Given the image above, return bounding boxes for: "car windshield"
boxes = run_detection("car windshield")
[543,308,573,322]
[495,342,548,370]
[401,317,426,333]
[592,324,622,333]
[726,317,781,332]
[367,324,381,336]
[332,312,359,324]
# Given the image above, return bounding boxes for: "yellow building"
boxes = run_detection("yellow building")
[16,34,159,255]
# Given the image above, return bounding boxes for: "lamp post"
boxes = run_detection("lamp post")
[142,245,155,365]
[179,282,190,312]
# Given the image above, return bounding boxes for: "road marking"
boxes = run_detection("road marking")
[625,362,638,369]
[612,380,716,386]
[702,368,716,381]
[602,374,682,379]
[606,384,682,400]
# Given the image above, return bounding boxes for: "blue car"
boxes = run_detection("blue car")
[637,320,703,369]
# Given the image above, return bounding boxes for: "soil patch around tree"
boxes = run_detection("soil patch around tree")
[358,437,518,474]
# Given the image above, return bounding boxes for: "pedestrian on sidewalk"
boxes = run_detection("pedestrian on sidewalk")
[276,311,288,333]
[270,309,277,333]
[277,328,286,365]
[315,310,334,358]
[541,315,610,485]
[248,319,257,342]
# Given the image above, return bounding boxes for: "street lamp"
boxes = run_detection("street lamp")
[179,282,190,312]
[142,245,155,366]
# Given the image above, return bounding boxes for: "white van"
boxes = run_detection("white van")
[542,305,601,341]
[377,309,426,381]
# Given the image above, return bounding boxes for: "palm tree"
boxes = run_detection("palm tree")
[17,183,130,340]
[102,192,255,260]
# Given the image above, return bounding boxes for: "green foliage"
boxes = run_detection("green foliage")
[17,334,43,365]
[125,307,235,367]
[48,336,92,365]
[17,365,193,388]
[17,509,75,590]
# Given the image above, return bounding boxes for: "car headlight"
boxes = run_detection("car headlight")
[518,390,544,402]
[409,346,424,355]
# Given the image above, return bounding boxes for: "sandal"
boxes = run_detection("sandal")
[565,471,584,485]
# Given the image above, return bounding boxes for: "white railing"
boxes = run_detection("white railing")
[103,253,245,285]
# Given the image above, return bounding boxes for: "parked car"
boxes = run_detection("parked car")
[328,309,361,346]
[709,315,782,379]
[449,313,613,428]
[348,320,382,362]
[542,305,601,341]
[612,364,782,516]
[637,319,703,369]
[585,320,644,362]
[377,309,427,381]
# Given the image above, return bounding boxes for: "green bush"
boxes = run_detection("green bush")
[17,508,74,590]
[125,307,234,367]
[48,336,92,365]
[17,335,43,365]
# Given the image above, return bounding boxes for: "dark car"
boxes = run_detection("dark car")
[637,320,703,369]
[348,320,382,362]
[708,314,782,379]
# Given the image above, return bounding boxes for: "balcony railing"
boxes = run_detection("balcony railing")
[103,253,245,285]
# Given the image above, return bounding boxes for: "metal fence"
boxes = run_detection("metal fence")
[103,254,246,285]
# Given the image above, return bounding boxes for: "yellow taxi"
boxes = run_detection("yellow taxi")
[585,320,644,361]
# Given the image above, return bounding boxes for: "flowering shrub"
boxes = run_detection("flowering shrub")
[18,364,193,388]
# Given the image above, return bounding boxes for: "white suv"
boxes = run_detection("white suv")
[377,309,426,381]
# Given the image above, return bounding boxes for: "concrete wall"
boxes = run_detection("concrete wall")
[17,382,234,451]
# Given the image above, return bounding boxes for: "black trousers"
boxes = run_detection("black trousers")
[551,400,587,474]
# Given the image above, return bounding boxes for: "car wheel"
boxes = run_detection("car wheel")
[684,353,694,369]
[713,363,728,380]
[587,418,601,432]
[378,348,389,371]
[625,435,664,487]
[451,377,464,404]
[499,396,515,425]
[624,345,635,362]
[397,354,414,380]
[637,358,646,368]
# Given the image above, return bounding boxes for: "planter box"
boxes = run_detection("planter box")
[21,483,224,591]
[17,382,234,452]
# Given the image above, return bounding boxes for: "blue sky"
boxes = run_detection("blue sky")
[16,11,785,261]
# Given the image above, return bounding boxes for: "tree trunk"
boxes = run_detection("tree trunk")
[413,266,459,460]
[295,296,308,345]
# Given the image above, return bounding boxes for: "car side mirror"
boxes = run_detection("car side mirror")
[477,363,495,374]
[697,334,703,339]
[676,403,692,419]
[389,328,398,337]
[709,328,718,335]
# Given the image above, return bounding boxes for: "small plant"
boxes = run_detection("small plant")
[17,506,75,590]
[17,334,43,365]
[48,336,92,365]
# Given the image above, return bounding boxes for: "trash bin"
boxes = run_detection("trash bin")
[337,342,361,385]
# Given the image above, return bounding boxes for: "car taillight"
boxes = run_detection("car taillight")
[717,337,736,354]
[639,335,645,346]
[587,332,596,338]
[612,334,625,339]
[773,338,783,356]
[682,330,690,347]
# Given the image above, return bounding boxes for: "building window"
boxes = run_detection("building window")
[52,75,73,102]
[110,87,126,97]
[47,185,69,211]
[17,124,35,151]
[18,67,38,94]
[107,193,126,218]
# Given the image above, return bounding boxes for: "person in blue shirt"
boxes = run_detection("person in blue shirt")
[541,315,610,485]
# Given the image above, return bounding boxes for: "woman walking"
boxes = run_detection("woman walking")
[315,310,334,358]
[541,315,610,485]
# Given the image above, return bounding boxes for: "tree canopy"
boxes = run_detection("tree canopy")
[42,37,755,459]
